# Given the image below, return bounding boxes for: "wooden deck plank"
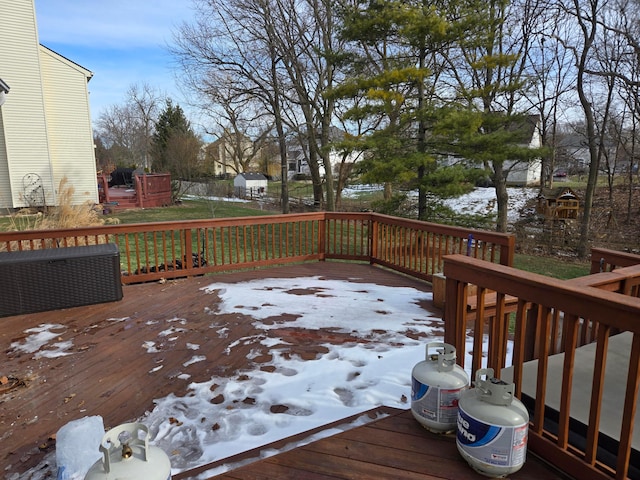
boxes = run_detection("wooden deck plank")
[206,409,570,480]
[0,262,569,479]
[0,263,438,477]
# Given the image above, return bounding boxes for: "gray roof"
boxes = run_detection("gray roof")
[238,173,267,180]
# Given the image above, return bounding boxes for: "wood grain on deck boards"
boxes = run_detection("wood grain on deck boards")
[0,262,437,477]
[197,409,570,480]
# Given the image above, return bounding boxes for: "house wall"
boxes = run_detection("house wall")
[0,0,55,209]
[505,158,542,186]
[40,47,98,205]
[0,110,11,210]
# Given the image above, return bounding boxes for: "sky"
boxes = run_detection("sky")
[33,0,198,122]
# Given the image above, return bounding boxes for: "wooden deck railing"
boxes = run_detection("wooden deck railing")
[98,173,172,209]
[0,212,514,284]
[591,247,640,274]
[443,254,640,480]
[3,208,640,479]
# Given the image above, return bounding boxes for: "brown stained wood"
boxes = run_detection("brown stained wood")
[0,260,569,480]
[207,409,569,480]
[0,263,439,477]
[585,326,610,464]
[617,333,640,478]
[558,314,580,449]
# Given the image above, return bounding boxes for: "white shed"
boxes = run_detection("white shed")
[234,173,268,198]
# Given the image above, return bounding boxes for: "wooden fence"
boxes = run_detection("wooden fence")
[0,212,514,284]
[443,253,640,480]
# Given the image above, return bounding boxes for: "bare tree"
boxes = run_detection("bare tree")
[173,0,343,211]
[95,83,163,170]
[201,74,276,176]
[127,83,163,171]
[523,1,576,189]
[95,103,144,167]
[559,0,633,256]
[173,0,293,212]
[440,0,545,232]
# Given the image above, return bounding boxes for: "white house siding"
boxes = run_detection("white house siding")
[40,47,98,205]
[0,110,11,210]
[505,158,542,186]
[0,1,55,209]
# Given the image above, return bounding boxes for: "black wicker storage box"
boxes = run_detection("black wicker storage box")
[0,244,123,317]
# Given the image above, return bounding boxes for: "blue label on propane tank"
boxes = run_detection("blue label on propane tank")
[456,408,501,446]
[457,406,528,468]
[411,376,429,402]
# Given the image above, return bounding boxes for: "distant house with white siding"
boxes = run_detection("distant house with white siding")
[441,115,543,187]
[0,1,97,211]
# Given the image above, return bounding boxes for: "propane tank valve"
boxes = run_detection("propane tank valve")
[122,443,133,459]
[84,422,171,479]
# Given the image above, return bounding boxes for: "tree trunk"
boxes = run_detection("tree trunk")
[492,162,509,233]
[573,0,599,259]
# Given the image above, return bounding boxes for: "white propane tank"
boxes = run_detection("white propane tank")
[411,342,469,433]
[84,422,171,480]
[456,368,529,478]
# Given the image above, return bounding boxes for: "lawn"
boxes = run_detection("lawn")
[104,198,277,224]
[513,252,590,279]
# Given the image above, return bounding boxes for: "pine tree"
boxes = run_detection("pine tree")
[151,100,197,174]
[333,0,481,220]
[433,0,545,232]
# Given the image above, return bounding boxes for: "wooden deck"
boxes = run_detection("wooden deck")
[177,407,569,480]
[0,262,567,479]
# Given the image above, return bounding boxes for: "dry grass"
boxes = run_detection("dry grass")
[7,178,112,231]
[2,178,118,251]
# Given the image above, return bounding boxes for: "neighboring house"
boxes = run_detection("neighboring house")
[0,2,97,211]
[205,130,279,178]
[233,173,268,198]
[503,115,543,186]
[205,133,246,178]
[442,115,543,186]
[287,127,363,179]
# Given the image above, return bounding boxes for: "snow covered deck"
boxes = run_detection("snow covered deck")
[0,262,565,479]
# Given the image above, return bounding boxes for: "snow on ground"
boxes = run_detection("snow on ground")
[343,185,539,224]
[20,276,510,479]
[441,187,538,223]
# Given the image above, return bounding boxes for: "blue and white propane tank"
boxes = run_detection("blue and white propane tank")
[411,342,469,433]
[456,368,529,478]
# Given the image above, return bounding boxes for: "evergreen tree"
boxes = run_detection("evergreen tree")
[434,0,545,232]
[333,0,481,220]
[151,100,197,174]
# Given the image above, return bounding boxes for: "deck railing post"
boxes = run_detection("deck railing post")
[370,215,378,264]
[443,275,466,366]
[99,174,110,204]
[318,214,326,260]
[135,175,144,208]
[499,234,515,266]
